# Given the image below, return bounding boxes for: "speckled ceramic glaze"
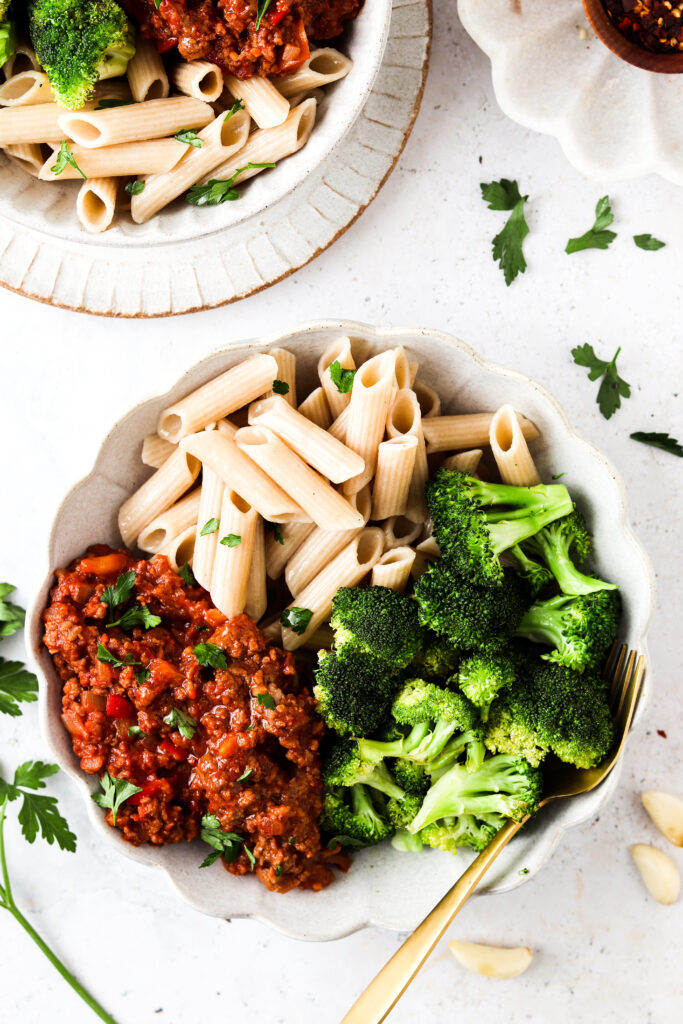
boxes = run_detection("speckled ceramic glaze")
[26,321,654,941]
[458,0,683,185]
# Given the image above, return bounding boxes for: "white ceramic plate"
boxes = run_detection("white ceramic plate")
[27,321,653,941]
[458,0,683,186]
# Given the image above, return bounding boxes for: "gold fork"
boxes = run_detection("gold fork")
[340,644,646,1024]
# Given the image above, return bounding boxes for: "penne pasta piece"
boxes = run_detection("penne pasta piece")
[216,417,239,439]
[265,521,314,580]
[265,348,297,406]
[58,96,214,149]
[39,138,186,181]
[408,361,419,386]
[179,430,307,523]
[381,515,422,551]
[93,80,133,103]
[210,491,258,618]
[441,449,484,475]
[235,426,364,530]
[0,103,66,145]
[272,48,352,98]
[157,525,196,572]
[171,59,223,102]
[222,72,289,128]
[318,336,356,419]
[328,404,349,442]
[297,386,331,429]
[393,347,411,390]
[371,546,417,593]
[245,518,267,621]
[158,353,278,442]
[343,350,397,495]
[280,527,384,650]
[415,535,441,560]
[118,448,201,547]
[284,485,371,596]
[285,87,324,109]
[261,616,281,641]
[0,71,53,107]
[423,412,539,454]
[490,405,541,486]
[371,435,418,520]
[141,433,177,468]
[2,43,40,80]
[193,467,225,589]
[413,380,441,419]
[4,142,46,176]
[299,624,335,652]
[386,389,428,521]
[248,395,364,483]
[76,177,117,233]
[127,36,170,102]
[137,489,201,553]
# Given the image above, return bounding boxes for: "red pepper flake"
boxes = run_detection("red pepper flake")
[603,1,683,53]
[656,728,667,738]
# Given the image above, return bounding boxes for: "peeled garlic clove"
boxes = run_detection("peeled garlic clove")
[641,791,683,847]
[448,940,533,978]
[630,844,680,905]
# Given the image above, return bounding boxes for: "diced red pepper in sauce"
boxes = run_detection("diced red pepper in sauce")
[106,694,135,719]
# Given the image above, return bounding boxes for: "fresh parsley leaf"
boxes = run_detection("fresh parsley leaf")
[13,761,59,791]
[179,563,196,586]
[280,607,313,634]
[0,584,26,638]
[96,642,141,670]
[328,360,356,394]
[275,864,283,876]
[185,163,275,206]
[236,768,253,783]
[101,571,136,617]
[153,0,160,7]
[288,836,296,844]
[199,814,245,867]
[566,196,616,254]
[633,233,665,251]
[0,658,38,716]
[245,724,256,732]
[193,642,228,669]
[327,834,366,849]
[224,99,245,121]
[630,432,683,457]
[551,472,567,480]
[255,0,273,30]
[163,707,197,739]
[480,179,529,286]
[135,667,150,685]
[124,179,145,196]
[0,760,75,850]
[220,533,241,547]
[96,98,133,109]
[108,605,161,632]
[51,140,86,181]
[200,517,220,535]
[267,522,284,545]
[128,725,147,738]
[571,343,630,419]
[257,693,276,710]
[518,867,529,875]
[174,128,204,148]
[91,772,142,826]
[244,845,256,871]
[272,379,290,395]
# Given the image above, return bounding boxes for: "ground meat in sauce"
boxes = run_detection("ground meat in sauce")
[120,0,364,78]
[42,545,349,893]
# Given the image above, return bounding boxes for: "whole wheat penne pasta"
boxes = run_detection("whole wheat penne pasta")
[2,44,40,80]
[130,107,250,223]
[158,353,278,442]
[423,412,539,454]
[0,103,65,145]
[328,405,349,442]
[141,434,177,468]
[408,361,419,386]
[299,624,335,652]
[216,418,239,439]
[58,96,213,149]
[297,387,331,429]
[280,527,384,650]
[265,521,314,579]
[0,71,53,106]
[272,48,352,98]
[489,405,541,485]
[371,546,416,592]
[200,98,315,184]
[413,381,441,419]
[285,87,324,108]
[93,80,133,104]
[127,35,170,102]
[179,430,307,523]
[118,448,201,547]
[371,435,418,520]
[441,449,484,475]
[248,395,364,483]
[210,491,257,618]
[386,389,428,521]
[76,177,117,233]
[235,426,363,530]
[222,72,289,128]
[416,536,441,560]
[284,485,371,596]
[157,525,196,572]
[171,59,223,102]
[343,350,397,495]
[4,142,45,176]
[381,515,422,551]
[39,138,186,181]
[137,489,201,553]
[264,348,297,406]
[261,617,281,641]
[245,518,267,621]
[393,347,411,390]
[192,467,225,589]
[318,336,355,419]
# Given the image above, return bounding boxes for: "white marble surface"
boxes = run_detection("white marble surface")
[1,7,682,1024]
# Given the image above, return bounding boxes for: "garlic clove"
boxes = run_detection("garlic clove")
[641,791,683,847]
[630,844,680,905]
[448,940,533,978]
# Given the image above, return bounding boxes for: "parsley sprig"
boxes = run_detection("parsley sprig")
[50,140,86,181]
[329,360,356,394]
[255,0,273,30]
[91,772,142,826]
[174,128,204,148]
[108,604,161,632]
[571,343,631,420]
[566,196,616,254]
[186,162,275,206]
[101,571,135,618]
[193,642,228,669]
[0,583,26,638]
[280,607,313,634]
[163,707,197,739]
[633,233,665,251]
[630,431,683,457]
[199,814,253,869]
[480,179,530,286]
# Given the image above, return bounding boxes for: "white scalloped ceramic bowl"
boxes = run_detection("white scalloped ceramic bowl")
[0,0,392,247]
[27,321,653,941]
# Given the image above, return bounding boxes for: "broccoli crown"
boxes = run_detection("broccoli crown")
[415,561,530,652]
[485,681,550,767]
[322,738,405,799]
[521,510,618,597]
[426,469,573,586]
[330,586,424,669]
[408,754,542,833]
[410,632,461,680]
[419,813,506,853]
[510,544,554,597]
[515,590,620,673]
[314,647,396,737]
[457,649,518,719]
[389,757,429,796]
[320,785,393,847]
[391,678,479,730]
[385,793,424,829]
[29,0,135,109]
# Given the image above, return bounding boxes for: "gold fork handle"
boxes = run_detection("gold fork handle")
[340,819,524,1024]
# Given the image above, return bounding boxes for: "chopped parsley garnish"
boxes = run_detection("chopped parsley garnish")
[101,571,135,618]
[96,98,133,109]
[275,864,283,877]
[193,643,228,669]
[480,178,530,286]
[179,563,196,586]
[108,605,161,632]
[200,517,220,535]
[630,431,683,457]
[257,693,276,710]
[135,667,150,685]
[280,607,313,634]
[174,128,204,148]
[288,836,296,844]
[272,379,290,395]
[566,196,616,254]
[571,343,630,419]
[220,534,241,547]
[255,0,273,30]
[267,522,284,545]
[185,163,275,206]
[244,845,256,871]
[128,725,147,738]
[91,772,142,826]
[163,707,197,739]
[518,867,529,875]
[124,179,145,196]
[0,582,26,638]
[245,724,256,732]
[96,642,141,670]
[0,659,38,717]
[199,814,246,868]
[551,472,567,480]
[224,99,245,121]
[328,360,356,394]
[51,140,86,180]
[236,768,253,783]
[633,233,665,251]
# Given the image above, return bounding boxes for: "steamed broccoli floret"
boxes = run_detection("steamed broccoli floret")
[29,0,135,109]
[391,829,425,852]
[510,544,553,597]
[415,562,530,651]
[515,590,619,673]
[0,7,16,69]
[389,757,429,796]
[320,785,393,847]
[426,469,573,587]
[420,813,506,853]
[330,586,424,669]
[408,754,542,834]
[519,510,618,597]
[386,793,424,829]
[314,648,396,737]
[409,632,461,680]
[323,738,405,799]
[457,649,518,721]
[484,681,549,768]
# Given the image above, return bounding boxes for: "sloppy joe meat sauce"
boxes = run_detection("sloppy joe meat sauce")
[42,546,347,892]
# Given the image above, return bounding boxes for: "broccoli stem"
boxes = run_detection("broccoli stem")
[516,595,571,650]
[486,494,574,555]
[530,533,617,596]
[96,43,136,81]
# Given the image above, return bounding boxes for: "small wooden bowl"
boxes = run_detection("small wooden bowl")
[583,0,683,73]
